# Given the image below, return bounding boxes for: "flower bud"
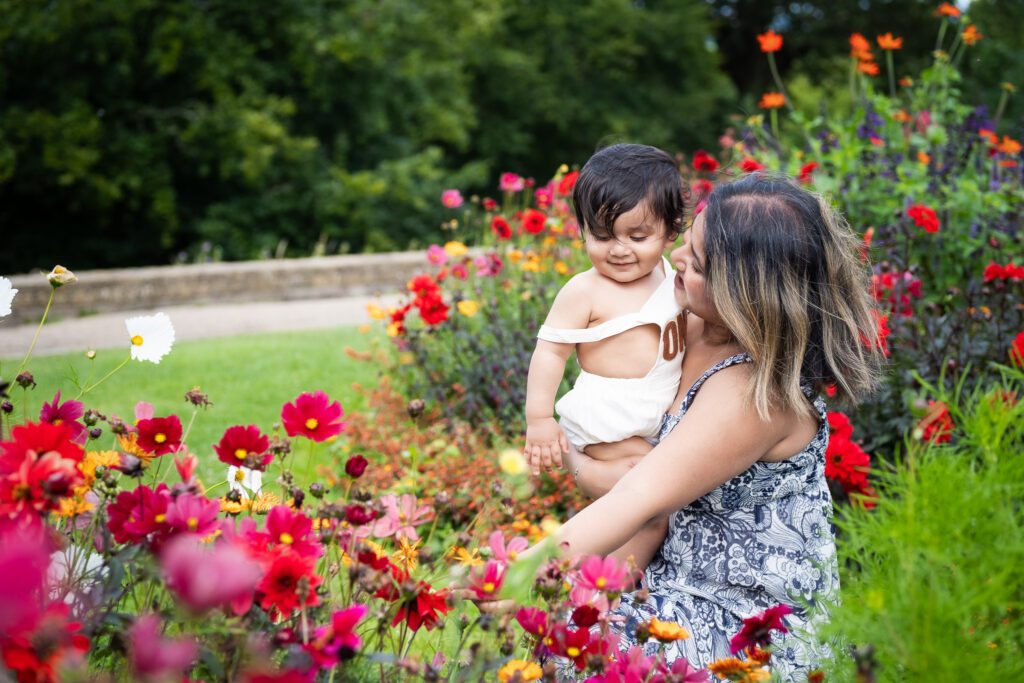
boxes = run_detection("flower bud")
[15,371,36,390]
[290,487,305,508]
[308,482,326,499]
[47,265,78,288]
[85,350,96,360]
[345,454,368,479]
[406,399,425,419]
[0,378,9,397]
[184,386,212,408]
[1,401,12,414]
[88,427,103,440]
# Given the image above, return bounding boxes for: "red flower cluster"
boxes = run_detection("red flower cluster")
[1,603,89,683]
[522,208,547,235]
[214,424,271,469]
[798,161,819,185]
[1011,331,1024,368]
[729,604,792,654]
[136,414,183,456]
[983,262,1024,282]
[825,412,874,505]
[557,170,579,196]
[692,150,719,173]
[374,564,450,632]
[281,391,346,442]
[491,215,512,240]
[0,422,84,520]
[917,400,954,444]
[871,270,922,317]
[740,157,765,173]
[907,203,940,233]
[406,273,449,326]
[107,484,172,545]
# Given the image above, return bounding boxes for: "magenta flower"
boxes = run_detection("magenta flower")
[426,244,448,266]
[164,492,219,536]
[251,505,323,559]
[0,520,51,633]
[161,535,262,613]
[305,604,369,668]
[577,555,630,593]
[488,530,528,563]
[440,189,463,208]
[39,391,86,445]
[669,657,710,682]
[468,560,506,600]
[281,391,346,442]
[514,607,549,637]
[369,493,433,541]
[499,172,525,193]
[729,603,793,654]
[128,614,198,678]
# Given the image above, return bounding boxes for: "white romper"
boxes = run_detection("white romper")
[537,258,684,448]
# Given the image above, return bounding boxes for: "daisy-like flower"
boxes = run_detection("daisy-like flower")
[497,661,542,682]
[577,555,630,593]
[39,391,87,445]
[227,465,263,497]
[136,415,183,456]
[468,559,506,600]
[0,276,18,317]
[305,604,369,668]
[257,551,322,618]
[488,529,528,563]
[370,493,433,541]
[729,603,793,654]
[214,425,271,469]
[125,313,175,364]
[280,391,346,442]
[46,265,78,288]
[164,493,219,536]
[649,617,690,642]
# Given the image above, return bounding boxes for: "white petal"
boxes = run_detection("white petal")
[125,312,175,363]
[0,276,17,318]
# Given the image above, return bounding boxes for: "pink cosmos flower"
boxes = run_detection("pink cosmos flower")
[369,493,433,541]
[281,391,346,442]
[514,607,549,637]
[174,453,198,485]
[441,189,463,208]
[499,172,525,193]
[251,505,323,559]
[488,530,528,563]
[534,183,554,208]
[128,614,198,679]
[161,535,263,613]
[0,520,52,634]
[164,492,220,536]
[468,560,506,600]
[135,401,155,423]
[426,244,448,266]
[577,555,630,593]
[39,391,86,445]
[305,604,369,668]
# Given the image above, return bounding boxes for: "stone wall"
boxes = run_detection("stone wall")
[6,252,433,324]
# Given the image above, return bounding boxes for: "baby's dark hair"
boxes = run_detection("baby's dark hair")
[572,143,686,240]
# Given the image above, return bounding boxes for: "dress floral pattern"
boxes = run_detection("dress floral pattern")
[614,353,838,680]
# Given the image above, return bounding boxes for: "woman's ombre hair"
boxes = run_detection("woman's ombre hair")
[701,173,882,419]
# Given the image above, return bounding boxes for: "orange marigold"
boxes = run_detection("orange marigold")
[893,110,912,123]
[935,2,960,17]
[877,33,903,50]
[648,618,690,642]
[979,128,998,144]
[962,24,982,45]
[857,61,880,76]
[757,29,783,53]
[849,33,873,61]
[998,136,1022,155]
[758,92,786,109]
[899,76,914,87]
[917,151,931,165]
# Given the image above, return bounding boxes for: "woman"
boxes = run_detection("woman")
[547,173,882,676]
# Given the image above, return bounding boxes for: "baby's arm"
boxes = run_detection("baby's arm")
[525,277,592,475]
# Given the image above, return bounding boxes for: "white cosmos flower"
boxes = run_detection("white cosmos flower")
[0,276,17,318]
[227,466,263,497]
[124,312,175,363]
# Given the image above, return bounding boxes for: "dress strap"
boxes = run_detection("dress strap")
[677,353,752,416]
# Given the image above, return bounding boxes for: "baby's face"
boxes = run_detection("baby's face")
[583,200,672,284]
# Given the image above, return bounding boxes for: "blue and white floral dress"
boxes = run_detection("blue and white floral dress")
[614,353,838,679]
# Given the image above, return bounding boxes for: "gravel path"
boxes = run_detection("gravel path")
[0,293,403,358]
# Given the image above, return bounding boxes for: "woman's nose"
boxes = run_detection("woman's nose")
[670,244,686,269]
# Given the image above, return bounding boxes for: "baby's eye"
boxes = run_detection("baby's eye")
[592,234,612,242]
[631,236,648,242]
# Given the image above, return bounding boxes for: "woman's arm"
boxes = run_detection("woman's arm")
[565,440,652,499]
[552,368,790,558]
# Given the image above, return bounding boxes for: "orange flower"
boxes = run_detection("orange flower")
[998,136,1022,155]
[962,24,982,45]
[892,110,912,123]
[758,92,786,109]
[877,33,903,50]
[648,618,690,642]
[899,76,914,87]
[917,151,931,165]
[979,128,998,144]
[849,33,873,61]
[857,61,880,76]
[757,29,783,53]
[935,2,960,17]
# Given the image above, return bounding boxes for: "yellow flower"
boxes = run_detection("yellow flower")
[1001,82,1016,93]
[57,492,93,517]
[446,545,484,567]
[366,303,388,320]
[444,240,468,257]
[499,448,527,475]
[539,517,561,537]
[457,300,479,317]
[392,537,422,573]
[554,261,570,275]
[648,617,690,642]
[250,492,282,514]
[220,497,245,515]
[542,235,557,248]
[498,660,542,682]
[398,352,415,365]
[358,324,371,333]
[80,450,121,485]
[507,249,523,263]
[386,321,403,337]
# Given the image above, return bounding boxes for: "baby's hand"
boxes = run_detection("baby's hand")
[525,417,569,476]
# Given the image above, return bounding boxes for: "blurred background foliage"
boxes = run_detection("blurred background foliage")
[0,0,1020,272]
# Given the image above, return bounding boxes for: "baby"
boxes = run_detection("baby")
[524,144,686,566]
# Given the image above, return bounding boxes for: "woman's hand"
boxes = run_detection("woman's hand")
[450,589,517,614]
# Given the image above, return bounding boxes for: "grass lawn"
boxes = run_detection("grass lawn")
[1,327,381,482]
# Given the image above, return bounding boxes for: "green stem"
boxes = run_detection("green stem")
[935,20,947,53]
[76,356,131,399]
[767,53,788,102]
[886,50,896,99]
[993,90,1009,129]
[770,108,779,142]
[18,287,55,373]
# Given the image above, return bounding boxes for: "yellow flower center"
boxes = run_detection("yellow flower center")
[131,335,144,346]
[279,532,294,545]
[234,448,248,460]
[154,514,166,523]
[508,551,518,561]
[53,419,63,426]
[596,577,607,588]
[305,418,318,430]
[234,470,246,482]
[187,517,198,530]
[566,647,581,658]
[483,582,495,593]
[154,433,167,444]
